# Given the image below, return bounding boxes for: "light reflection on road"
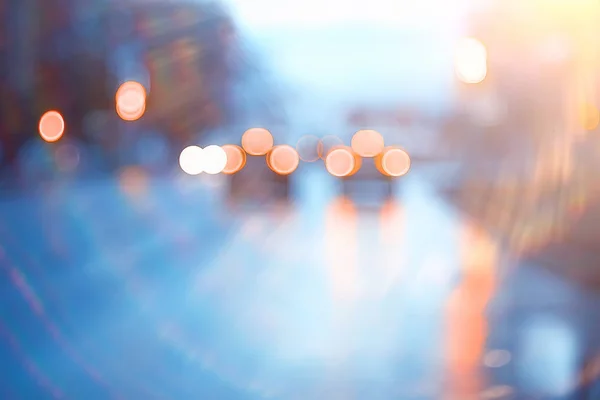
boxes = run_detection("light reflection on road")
[189,170,472,397]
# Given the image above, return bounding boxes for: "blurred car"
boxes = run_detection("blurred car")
[332,110,417,207]
[227,154,291,206]
[340,157,395,207]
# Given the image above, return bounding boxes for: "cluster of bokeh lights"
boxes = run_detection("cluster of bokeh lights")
[36,79,412,178]
[179,127,411,178]
[37,80,147,144]
[179,145,228,175]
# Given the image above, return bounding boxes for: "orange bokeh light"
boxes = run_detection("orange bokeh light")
[267,145,300,175]
[351,129,385,157]
[325,146,361,177]
[376,147,411,177]
[39,111,65,143]
[221,144,246,174]
[116,81,147,121]
[117,103,146,122]
[241,128,274,156]
[296,135,323,162]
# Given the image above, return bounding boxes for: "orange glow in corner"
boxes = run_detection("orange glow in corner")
[351,129,384,157]
[221,144,246,175]
[116,81,146,121]
[376,147,411,177]
[296,135,323,162]
[241,128,274,156]
[267,145,300,175]
[39,111,65,142]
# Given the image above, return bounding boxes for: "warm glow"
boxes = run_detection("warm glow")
[116,81,147,121]
[379,201,405,294]
[241,128,274,155]
[445,222,496,398]
[39,111,65,143]
[296,135,323,162]
[455,38,487,84]
[325,196,359,302]
[351,129,385,157]
[268,145,300,175]
[117,103,146,122]
[325,147,359,177]
[202,145,228,175]
[580,103,600,131]
[221,144,246,174]
[179,146,204,175]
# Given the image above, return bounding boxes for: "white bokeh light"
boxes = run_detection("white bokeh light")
[202,145,228,175]
[455,37,487,84]
[179,146,204,175]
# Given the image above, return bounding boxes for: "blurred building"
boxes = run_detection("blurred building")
[454,0,600,150]
[445,0,600,286]
[0,0,38,169]
[0,0,284,176]
[0,0,112,172]
[107,1,231,140]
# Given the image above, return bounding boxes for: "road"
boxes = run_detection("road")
[1,164,599,398]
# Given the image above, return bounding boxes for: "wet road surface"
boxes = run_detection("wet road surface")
[1,166,599,399]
